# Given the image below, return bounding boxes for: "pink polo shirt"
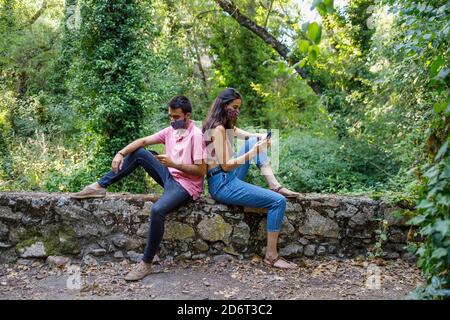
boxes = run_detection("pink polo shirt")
[151,121,206,200]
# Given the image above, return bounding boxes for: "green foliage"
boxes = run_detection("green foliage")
[0,0,448,300]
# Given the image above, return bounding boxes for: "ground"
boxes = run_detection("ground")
[0,256,423,300]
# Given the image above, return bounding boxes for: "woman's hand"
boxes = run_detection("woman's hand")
[252,138,271,154]
[112,153,124,173]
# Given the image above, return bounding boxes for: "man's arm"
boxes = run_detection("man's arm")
[118,134,162,156]
[112,132,165,173]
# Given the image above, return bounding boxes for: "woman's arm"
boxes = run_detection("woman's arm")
[212,126,269,171]
[233,126,266,140]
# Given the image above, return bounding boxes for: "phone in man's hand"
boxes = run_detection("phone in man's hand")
[150,150,159,156]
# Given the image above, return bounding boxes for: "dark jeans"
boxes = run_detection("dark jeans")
[98,147,192,263]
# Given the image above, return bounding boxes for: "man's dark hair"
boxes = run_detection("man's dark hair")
[168,95,192,114]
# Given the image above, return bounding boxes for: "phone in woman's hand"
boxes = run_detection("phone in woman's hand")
[265,130,272,140]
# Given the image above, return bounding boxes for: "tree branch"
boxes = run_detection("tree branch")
[213,0,320,94]
[28,0,48,26]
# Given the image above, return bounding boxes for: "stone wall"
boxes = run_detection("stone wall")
[0,192,413,264]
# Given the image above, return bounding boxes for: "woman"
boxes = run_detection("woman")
[202,88,299,269]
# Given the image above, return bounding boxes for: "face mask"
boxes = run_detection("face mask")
[171,118,185,130]
[226,108,240,120]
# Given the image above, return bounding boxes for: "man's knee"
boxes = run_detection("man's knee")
[150,203,169,222]
[132,147,147,157]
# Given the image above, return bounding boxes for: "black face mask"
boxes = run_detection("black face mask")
[171,118,186,130]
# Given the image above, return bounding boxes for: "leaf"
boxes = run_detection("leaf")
[301,22,310,33]
[310,0,323,10]
[324,0,334,13]
[416,199,433,209]
[299,58,307,68]
[409,215,426,225]
[435,220,450,237]
[429,56,444,78]
[308,45,320,62]
[435,141,449,161]
[435,68,450,81]
[307,22,322,44]
[298,40,310,53]
[431,248,447,259]
[316,3,328,16]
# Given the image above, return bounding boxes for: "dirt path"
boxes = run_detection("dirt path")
[0,256,423,300]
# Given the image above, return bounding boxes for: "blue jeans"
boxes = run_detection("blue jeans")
[207,137,286,232]
[98,147,192,263]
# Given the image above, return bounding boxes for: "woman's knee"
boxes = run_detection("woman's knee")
[273,193,286,209]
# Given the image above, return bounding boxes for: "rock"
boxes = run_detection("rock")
[111,234,128,248]
[279,244,303,258]
[192,254,206,260]
[124,237,143,251]
[0,248,17,263]
[304,244,316,257]
[137,223,148,238]
[21,216,41,226]
[46,256,71,267]
[298,237,309,245]
[388,229,407,243]
[210,204,229,213]
[212,242,225,251]
[193,239,209,252]
[0,207,23,222]
[82,254,98,266]
[197,215,232,243]
[17,258,34,265]
[349,209,376,227]
[328,245,337,254]
[163,221,195,241]
[317,246,327,256]
[0,241,12,248]
[298,209,340,238]
[127,251,144,263]
[280,216,295,236]
[384,252,400,260]
[212,254,234,263]
[381,206,408,226]
[90,248,107,257]
[114,251,124,259]
[230,221,250,246]
[175,251,192,260]
[224,211,244,220]
[18,241,47,258]
[0,221,9,239]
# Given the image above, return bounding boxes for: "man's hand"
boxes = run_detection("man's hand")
[156,154,175,167]
[112,153,124,173]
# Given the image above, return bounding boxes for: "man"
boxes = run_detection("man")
[71,96,206,281]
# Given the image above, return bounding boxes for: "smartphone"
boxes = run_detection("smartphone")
[265,131,272,140]
[150,150,159,156]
